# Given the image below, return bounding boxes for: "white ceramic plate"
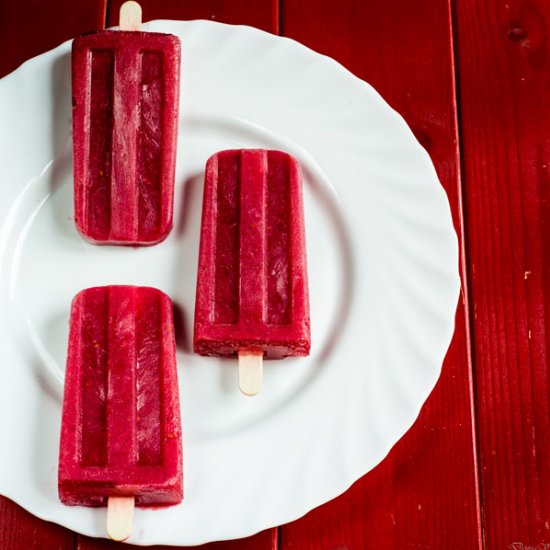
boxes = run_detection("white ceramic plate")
[0,20,460,546]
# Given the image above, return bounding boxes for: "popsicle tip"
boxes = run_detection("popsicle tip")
[120,1,142,31]
[107,496,135,541]
[238,351,263,396]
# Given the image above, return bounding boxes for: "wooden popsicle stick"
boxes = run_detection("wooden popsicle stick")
[238,351,263,396]
[107,496,135,542]
[119,1,142,31]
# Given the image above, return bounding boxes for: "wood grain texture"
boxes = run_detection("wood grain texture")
[0,0,106,78]
[0,498,75,550]
[77,529,277,550]
[107,0,278,32]
[454,1,550,548]
[279,1,482,548]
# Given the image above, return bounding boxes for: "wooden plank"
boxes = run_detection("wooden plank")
[0,0,106,78]
[0,498,75,550]
[107,0,278,32]
[454,1,550,548]
[279,1,482,548]
[77,529,277,550]
[1,0,107,545]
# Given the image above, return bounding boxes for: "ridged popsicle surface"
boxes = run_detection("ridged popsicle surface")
[72,31,180,245]
[194,149,310,359]
[58,285,182,506]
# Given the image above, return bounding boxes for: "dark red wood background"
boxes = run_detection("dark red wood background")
[1,0,549,548]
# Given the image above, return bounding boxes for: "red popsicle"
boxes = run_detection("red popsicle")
[72,1,180,245]
[194,149,310,395]
[58,285,182,540]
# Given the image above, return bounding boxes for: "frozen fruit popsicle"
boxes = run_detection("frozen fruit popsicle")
[72,1,180,245]
[194,149,310,395]
[58,285,182,540]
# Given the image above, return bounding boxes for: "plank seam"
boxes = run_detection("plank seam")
[448,0,485,548]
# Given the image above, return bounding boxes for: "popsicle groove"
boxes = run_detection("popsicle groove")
[79,289,109,467]
[110,46,140,241]
[136,290,163,466]
[214,151,241,324]
[136,50,163,241]
[87,50,114,241]
[266,152,291,325]
[106,287,137,466]
[239,150,267,324]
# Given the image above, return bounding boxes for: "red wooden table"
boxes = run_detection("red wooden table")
[1,1,549,548]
